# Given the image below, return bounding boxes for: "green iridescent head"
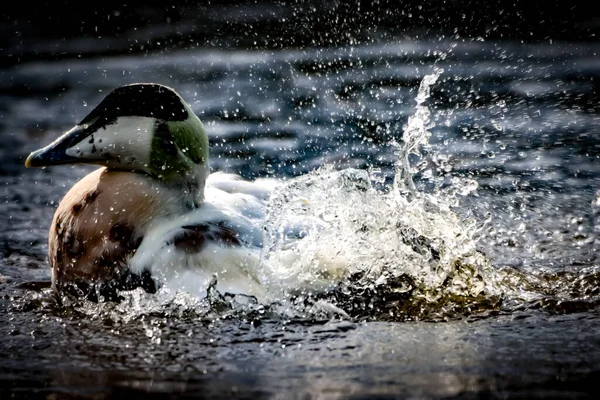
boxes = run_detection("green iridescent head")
[25,83,209,182]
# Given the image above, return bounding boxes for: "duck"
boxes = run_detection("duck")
[25,83,277,301]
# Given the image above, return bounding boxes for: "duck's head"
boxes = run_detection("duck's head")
[25,83,209,184]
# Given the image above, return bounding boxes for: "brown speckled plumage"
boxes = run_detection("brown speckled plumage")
[49,167,174,291]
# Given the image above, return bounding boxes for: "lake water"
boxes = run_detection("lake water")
[1,35,600,398]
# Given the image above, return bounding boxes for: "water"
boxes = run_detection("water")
[2,35,600,397]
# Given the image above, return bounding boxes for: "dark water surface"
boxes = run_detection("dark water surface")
[1,29,600,398]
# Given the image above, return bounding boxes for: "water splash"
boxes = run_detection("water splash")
[394,69,441,194]
[259,70,500,320]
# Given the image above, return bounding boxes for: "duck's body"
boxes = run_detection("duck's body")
[128,172,278,299]
[26,83,277,300]
[50,167,275,299]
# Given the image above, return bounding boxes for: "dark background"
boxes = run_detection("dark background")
[1,0,599,66]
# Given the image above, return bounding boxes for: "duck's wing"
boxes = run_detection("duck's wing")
[128,202,266,298]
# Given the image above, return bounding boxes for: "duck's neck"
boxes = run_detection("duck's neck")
[159,163,209,211]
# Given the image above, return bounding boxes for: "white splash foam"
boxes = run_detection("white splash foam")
[260,70,493,304]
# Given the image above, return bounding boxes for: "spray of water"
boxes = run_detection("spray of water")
[394,70,441,194]
[258,69,503,320]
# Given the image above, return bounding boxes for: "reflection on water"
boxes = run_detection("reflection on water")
[1,33,600,397]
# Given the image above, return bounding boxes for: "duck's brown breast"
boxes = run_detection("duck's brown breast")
[49,168,167,291]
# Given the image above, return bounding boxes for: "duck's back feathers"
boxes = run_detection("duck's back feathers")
[205,172,279,220]
[206,172,277,200]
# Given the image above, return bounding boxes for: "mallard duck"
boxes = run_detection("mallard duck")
[25,83,275,301]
